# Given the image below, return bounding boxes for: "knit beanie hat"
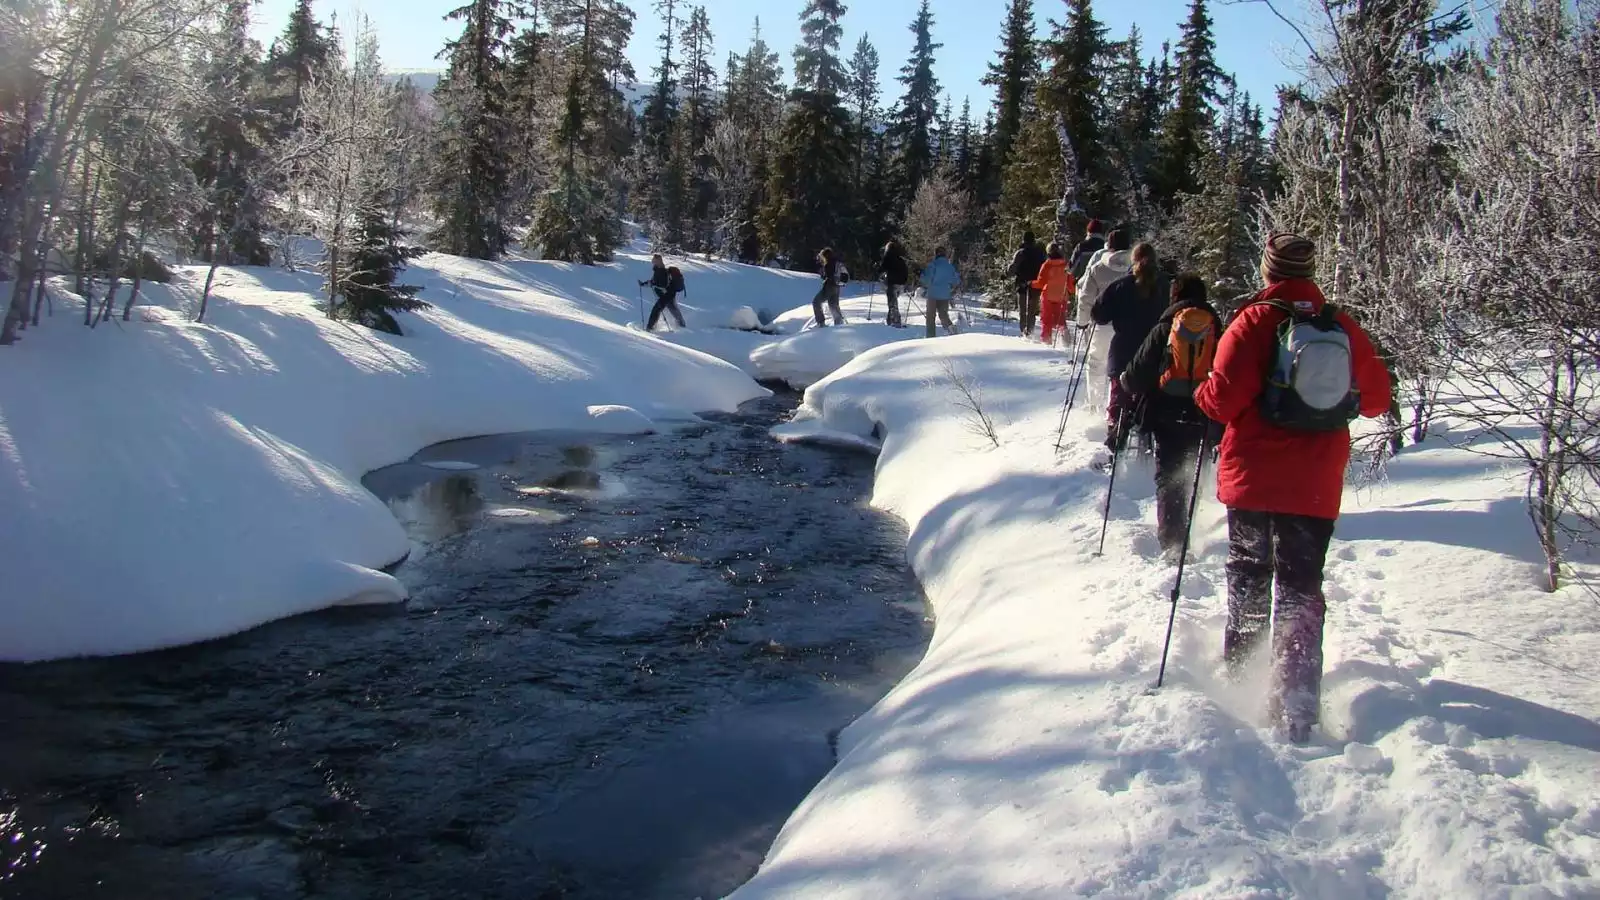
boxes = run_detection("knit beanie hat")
[1086,219,1106,235]
[1261,232,1316,282]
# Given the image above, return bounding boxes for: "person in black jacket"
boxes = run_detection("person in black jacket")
[1070,219,1108,281]
[639,254,686,331]
[1008,230,1047,336]
[1119,274,1222,557]
[1090,241,1169,453]
[879,239,910,328]
[812,247,846,327]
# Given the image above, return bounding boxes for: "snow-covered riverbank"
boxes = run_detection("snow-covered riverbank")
[733,334,1600,898]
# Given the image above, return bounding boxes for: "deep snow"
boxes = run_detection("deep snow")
[0,249,824,661]
[739,334,1600,898]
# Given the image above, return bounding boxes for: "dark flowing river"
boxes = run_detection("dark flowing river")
[0,393,930,899]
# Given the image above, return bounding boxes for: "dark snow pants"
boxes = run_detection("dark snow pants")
[812,283,844,326]
[647,290,686,330]
[1151,422,1206,554]
[1223,509,1337,725]
[885,283,903,326]
[1016,284,1041,335]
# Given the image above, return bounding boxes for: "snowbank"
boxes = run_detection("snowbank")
[750,324,924,389]
[735,334,1600,898]
[0,253,774,661]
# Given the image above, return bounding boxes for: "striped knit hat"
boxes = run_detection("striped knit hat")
[1261,232,1316,282]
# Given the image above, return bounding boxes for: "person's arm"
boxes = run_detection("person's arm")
[1343,312,1396,418]
[1194,304,1274,425]
[1090,280,1119,325]
[1121,319,1169,396]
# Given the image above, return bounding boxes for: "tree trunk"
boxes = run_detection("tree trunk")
[197,256,220,324]
[122,215,151,320]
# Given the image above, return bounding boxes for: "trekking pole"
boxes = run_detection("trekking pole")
[1155,422,1215,689]
[1053,324,1096,452]
[867,282,875,322]
[1094,406,1129,557]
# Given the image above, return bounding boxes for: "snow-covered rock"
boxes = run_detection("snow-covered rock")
[728,306,763,331]
[585,404,654,434]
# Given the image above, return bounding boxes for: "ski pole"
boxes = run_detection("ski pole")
[1094,405,1129,557]
[1155,421,1215,689]
[637,284,645,328]
[1054,324,1096,452]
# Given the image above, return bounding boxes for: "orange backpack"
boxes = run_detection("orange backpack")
[1158,307,1219,397]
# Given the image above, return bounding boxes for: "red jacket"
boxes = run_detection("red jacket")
[1193,279,1392,520]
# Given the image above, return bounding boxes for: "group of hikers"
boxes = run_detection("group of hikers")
[1028,219,1391,742]
[812,242,962,338]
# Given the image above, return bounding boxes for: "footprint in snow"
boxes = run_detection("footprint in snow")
[1335,545,1358,562]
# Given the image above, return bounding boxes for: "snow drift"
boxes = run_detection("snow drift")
[0,251,786,661]
[743,334,1600,898]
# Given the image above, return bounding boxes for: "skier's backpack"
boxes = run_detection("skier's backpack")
[1158,307,1219,397]
[667,266,685,294]
[1255,299,1360,431]
[838,265,851,285]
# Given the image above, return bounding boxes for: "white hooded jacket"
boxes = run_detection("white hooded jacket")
[1075,248,1133,327]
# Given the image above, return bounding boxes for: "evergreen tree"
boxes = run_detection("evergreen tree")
[1105,24,1158,220]
[531,0,635,263]
[341,200,428,335]
[720,19,786,255]
[263,0,336,133]
[980,0,1037,183]
[996,0,1112,239]
[889,0,942,204]
[793,1,848,96]
[189,0,270,265]
[846,35,880,195]
[429,0,523,259]
[953,97,976,190]
[639,0,686,246]
[680,5,718,250]
[761,0,854,268]
[506,6,556,214]
[1152,0,1225,205]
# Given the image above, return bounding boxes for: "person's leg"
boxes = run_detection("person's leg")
[1152,426,1201,555]
[829,287,845,325]
[668,297,686,327]
[1223,508,1274,673]
[1028,287,1042,335]
[812,287,828,327]
[937,299,956,332]
[1105,378,1135,451]
[647,298,666,331]
[1017,285,1031,334]
[886,284,900,325]
[926,296,937,338]
[1269,513,1338,729]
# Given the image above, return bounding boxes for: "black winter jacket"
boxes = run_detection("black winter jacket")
[1121,297,1224,429]
[642,265,670,291]
[1070,235,1106,279]
[881,248,910,286]
[1010,239,1046,286]
[1091,272,1171,380]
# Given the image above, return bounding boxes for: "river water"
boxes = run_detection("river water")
[0,393,930,899]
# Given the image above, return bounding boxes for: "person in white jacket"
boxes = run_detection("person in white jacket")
[1074,228,1133,412]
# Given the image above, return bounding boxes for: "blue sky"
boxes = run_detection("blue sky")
[251,1,1304,113]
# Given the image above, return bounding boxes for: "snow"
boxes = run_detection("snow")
[729,306,763,331]
[0,249,785,661]
[734,334,1600,899]
[585,404,655,434]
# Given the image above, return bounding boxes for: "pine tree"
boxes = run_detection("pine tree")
[761,0,855,268]
[1104,24,1158,220]
[531,0,635,263]
[639,0,686,246]
[889,0,942,204]
[953,97,976,190]
[429,0,523,259]
[1152,0,1226,205]
[189,0,270,265]
[846,35,880,195]
[720,19,785,256]
[342,200,428,335]
[263,0,336,133]
[793,1,848,96]
[981,0,1037,182]
[505,6,556,214]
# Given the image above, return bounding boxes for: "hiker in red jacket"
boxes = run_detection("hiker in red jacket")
[1193,232,1392,742]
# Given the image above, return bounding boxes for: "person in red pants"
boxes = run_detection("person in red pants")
[1031,241,1075,346]
[1194,232,1392,742]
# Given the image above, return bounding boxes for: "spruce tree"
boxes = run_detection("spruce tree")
[793,1,848,96]
[429,0,523,259]
[1152,0,1225,205]
[263,0,335,134]
[1106,24,1158,220]
[889,0,942,205]
[190,0,270,265]
[505,7,555,214]
[531,0,635,263]
[341,199,428,335]
[953,97,976,191]
[995,0,1112,238]
[761,0,855,268]
[981,0,1037,181]
[639,0,686,247]
[680,6,718,250]
[721,19,785,254]
[846,35,880,195]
